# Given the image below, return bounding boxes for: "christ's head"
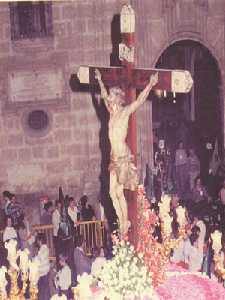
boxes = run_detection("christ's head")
[107,87,125,112]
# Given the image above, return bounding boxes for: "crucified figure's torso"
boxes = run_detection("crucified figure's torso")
[109,108,130,158]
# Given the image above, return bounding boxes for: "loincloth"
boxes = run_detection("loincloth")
[110,155,138,191]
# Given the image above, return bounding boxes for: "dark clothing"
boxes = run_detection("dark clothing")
[61,288,73,300]
[0,208,5,230]
[74,247,92,276]
[81,205,95,221]
[38,273,50,300]
[5,202,24,229]
[190,185,210,218]
[176,163,189,200]
[40,213,52,225]
[0,243,8,268]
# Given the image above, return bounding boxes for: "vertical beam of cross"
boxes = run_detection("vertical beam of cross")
[119,5,138,244]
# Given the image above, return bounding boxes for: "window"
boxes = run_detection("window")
[9,1,53,40]
[27,110,49,131]
[22,109,52,137]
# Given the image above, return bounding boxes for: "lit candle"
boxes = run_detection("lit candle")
[163,214,173,236]
[211,230,222,254]
[18,248,30,275]
[4,239,19,270]
[176,206,186,227]
[0,266,7,296]
[159,194,171,217]
[29,259,40,286]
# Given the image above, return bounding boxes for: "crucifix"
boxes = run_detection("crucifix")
[77,5,193,243]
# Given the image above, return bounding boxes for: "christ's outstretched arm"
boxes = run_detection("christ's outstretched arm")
[125,72,158,115]
[95,69,110,112]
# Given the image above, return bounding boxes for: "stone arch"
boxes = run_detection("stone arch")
[152,35,223,75]
[152,34,224,151]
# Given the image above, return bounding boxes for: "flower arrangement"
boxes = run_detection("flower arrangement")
[136,185,165,286]
[136,185,186,287]
[74,234,158,300]
[98,237,156,300]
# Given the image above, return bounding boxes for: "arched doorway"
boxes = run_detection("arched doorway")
[152,40,223,195]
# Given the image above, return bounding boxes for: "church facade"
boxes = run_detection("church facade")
[0,0,224,212]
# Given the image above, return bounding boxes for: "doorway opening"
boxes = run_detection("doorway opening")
[152,39,222,195]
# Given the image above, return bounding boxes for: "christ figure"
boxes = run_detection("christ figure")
[95,69,158,235]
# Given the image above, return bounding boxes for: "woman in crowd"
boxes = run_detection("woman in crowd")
[74,235,92,277]
[175,141,189,200]
[18,217,35,251]
[187,148,200,191]
[3,216,17,243]
[183,225,204,272]
[191,176,210,218]
[34,233,51,300]
[54,254,72,299]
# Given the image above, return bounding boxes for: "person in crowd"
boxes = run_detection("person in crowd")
[170,238,185,265]
[187,148,200,191]
[67,197,78,227]
[3,190,13,216]
[219,179,225,230]
[80,195,96,250]
[18,217,35,251]
[58,198,75,286]
[170,206,186,265]
[202,235,213,277]
[175,141,189,200]
[0,198,5,231]
[192,215,206,251]
[34,233,51,300]
[3,216,17,243]
[10,194,24,229]
[183,225,204,272]
[74,235,92,277]
[0,240,8,268]
[80,195,95,221]
[52,200,62,264]
[54,254,72,299]
[40,201,54,225]
[191,176,210,218]
[4,192,24,230]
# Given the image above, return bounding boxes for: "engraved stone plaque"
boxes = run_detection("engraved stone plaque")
[9,69,63,103]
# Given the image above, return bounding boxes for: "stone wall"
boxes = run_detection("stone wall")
[0,1,125,217]
[0,0,224,221]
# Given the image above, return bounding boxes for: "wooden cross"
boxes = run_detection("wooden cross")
[77,4,193,244]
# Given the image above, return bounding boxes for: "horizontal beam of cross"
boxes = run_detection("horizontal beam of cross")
[77,66,193,93]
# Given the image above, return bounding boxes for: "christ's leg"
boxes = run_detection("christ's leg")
[116,182,129,235]
[110,171,123,232]
[110,171,128,235]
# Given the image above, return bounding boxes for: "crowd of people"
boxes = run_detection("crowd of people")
[0,191,108,299]
[153,140,225,224]
[0,144,224,299]
[152,139,225,279]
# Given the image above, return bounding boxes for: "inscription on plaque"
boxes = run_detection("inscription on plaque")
[9,69,63,103]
